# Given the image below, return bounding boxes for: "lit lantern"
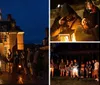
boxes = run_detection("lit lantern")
[18,64,22,68]
[59,34,70,42]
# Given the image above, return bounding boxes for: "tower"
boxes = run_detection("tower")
[7,14,12,21]
[0,9,2,20]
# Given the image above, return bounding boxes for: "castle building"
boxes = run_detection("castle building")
[0,9,24,57]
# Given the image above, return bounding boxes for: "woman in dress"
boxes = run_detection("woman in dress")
[50,59,54,77]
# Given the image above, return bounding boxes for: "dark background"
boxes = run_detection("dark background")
[51,43,99,63]
[51,0,86,9]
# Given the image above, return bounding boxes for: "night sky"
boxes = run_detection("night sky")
[0,0,48,44]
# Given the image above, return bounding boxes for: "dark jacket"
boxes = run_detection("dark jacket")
[83,6,100,28]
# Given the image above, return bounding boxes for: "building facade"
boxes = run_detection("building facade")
[0,9,24,57]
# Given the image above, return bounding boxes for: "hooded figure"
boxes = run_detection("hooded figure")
[60,3,77,17]
[51,3,79,41]
[51,3,96,41]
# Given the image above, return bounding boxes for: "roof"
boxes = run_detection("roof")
[0,20,23,32]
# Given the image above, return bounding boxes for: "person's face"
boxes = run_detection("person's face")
[61,20,65,25]
[87,2,93,9]
[67,20,73,29]
[86,62,88,64]
[92,60,94,63]
[61,59,63,62]
[89,61,91,64]
[74,59,76,63]
[59,17,66,25]
[71,61,73,64]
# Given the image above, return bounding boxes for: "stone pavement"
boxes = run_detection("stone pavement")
[0,71,48,84]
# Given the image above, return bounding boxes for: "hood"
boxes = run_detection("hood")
[60,3,76,17]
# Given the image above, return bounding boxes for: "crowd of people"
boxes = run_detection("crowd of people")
[50,59,99,81]
[1,47,47,79]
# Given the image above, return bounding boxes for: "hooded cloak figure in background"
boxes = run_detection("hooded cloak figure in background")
[82,0,100,40]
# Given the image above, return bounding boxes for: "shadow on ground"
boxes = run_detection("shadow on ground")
[51,77,99,85]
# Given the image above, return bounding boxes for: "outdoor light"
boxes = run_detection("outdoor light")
[57,4,60,8]
[18,64,22,68]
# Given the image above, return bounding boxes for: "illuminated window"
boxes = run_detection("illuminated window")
[4,35,7,42]
[4,47,7,55]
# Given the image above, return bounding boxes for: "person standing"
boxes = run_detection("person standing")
[0,54,2,74]
[94,60,99,81]
[50,59,54,77]
[26,48,33,76]
[69,60,74,78]
[14,51,19,72]
[88,61,92,78]
[7,49,13,74]
[80,62,85,78]
[59,59,65,76]
[65,60,69,77]
[85,61,89,78]
[82,0,100,40]
[73,59,79,78]
[27,48,31,64]
[32,47,40,79]
[91,60,95,78]
[20,51,27,74]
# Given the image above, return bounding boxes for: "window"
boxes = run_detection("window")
[4,35,7,42]
[4,47,7,55]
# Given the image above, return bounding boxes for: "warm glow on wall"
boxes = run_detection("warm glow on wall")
[17,33,24,50]
[0,43,4,54]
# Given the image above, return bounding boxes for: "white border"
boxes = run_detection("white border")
[50,41,100,43]
[49,0,50,84]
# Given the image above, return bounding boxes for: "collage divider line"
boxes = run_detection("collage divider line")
[49,0,50,84]
[48,1,100,85]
